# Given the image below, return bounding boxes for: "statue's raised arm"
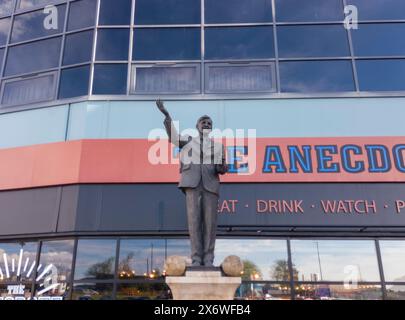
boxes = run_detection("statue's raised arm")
[156,99,186,148]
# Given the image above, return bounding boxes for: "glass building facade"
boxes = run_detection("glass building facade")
[0,0,405,109]
[0,0,405,301]
[2,237,405,300]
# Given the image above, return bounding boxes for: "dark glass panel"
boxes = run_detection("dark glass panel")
[205,0,272,23]
[280,60,355,93]
[93,64,127,94]
[352,23,405,56]
[58,65,90,98]
[11,4,65,43]
[0,17,10,45]
[205,26,274,59]
[63,30,93,66]
[356,59,405,91]
[96,28,129,61]
[278,25,350,58]
[133,28,200,60]
[135,0,200,25]
[99,0,131,25]
[347,0,405,20]
[74,239,116,280]
[275,0,343,22]
[5,36,61,76]
[67,0,97,31]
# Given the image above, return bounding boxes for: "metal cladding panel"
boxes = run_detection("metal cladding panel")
[73,183,405,231]
[1,183,405,238]
[0,187,60,235]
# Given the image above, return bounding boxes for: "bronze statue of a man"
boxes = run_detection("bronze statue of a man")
[156,100,228,267]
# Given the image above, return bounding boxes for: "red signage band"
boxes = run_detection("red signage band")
[0,137,405,191]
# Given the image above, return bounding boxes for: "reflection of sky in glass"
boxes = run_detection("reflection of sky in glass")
[74,239,116,280]
[277,25,349,58]
[119,239,165,276]
[380,241,405,282]
[135,0,200,25]
[214,239,288,281]
[275,0,343,22]
[205,0,272,24]
[291,240,380,282]
[356,59,405,92]
[205,26,274,60]
[40,240,74,282]
[167,239,190,263]
[11,5,65,43]
[0,0,14,16]
[280,60,355,92]
[347,0,405,20]
[0,17,10,46]
[0,242,38,282]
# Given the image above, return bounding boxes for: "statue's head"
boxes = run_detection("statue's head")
[196,115,212,136]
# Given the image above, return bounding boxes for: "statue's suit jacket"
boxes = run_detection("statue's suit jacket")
[164,117,226,195]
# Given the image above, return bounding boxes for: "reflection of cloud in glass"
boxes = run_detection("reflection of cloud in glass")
[214,239,287,281]
[119,240,166,276]
[19,0,58,9]
[380,241,405,282]
[291,240,380,282]
[74,240,116,279]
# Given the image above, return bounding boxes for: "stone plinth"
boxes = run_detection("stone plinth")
[165,267,241,300]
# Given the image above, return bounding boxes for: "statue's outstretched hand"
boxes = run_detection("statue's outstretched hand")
[156,99,170,118]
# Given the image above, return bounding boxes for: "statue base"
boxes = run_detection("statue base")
[165,267,241,300]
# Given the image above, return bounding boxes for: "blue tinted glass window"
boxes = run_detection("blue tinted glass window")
[280,60,355,92]
[135,0,200,25]
[99,0,131,25]
[205,26,274,59]
[0,0,14,16]
[68,0,97,31]
[205,0,272,23]
[278,25,350,58]
[93,64,127,94]
[18,0,59,10]
[5,36,62,76]
[0,17,10,46]
[352,23,405,57]
[11,4,66,43]
[96,28,129,61]
[59,65,90,98]
[347,0,405,20]
[276,0,343,22]
[63,30,93,66]
[357,59,405,92]
[133,28,200,60]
